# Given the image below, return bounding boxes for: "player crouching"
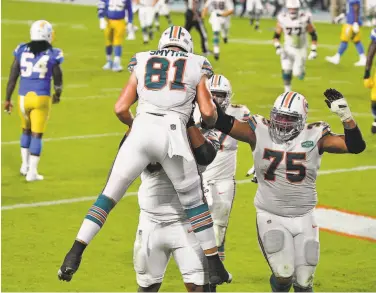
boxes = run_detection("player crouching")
[273,0,318,92]
[4,20,63,182]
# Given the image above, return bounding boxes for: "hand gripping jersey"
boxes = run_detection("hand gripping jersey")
[346,0,363,25]
[204,0,234,14]
[250,115,331,217]
[194,104,250,181]
[98,0,133,20]
[128,49,213,123]
[138,129,220,222]
[277,11,312,49]
[14,43,64,96]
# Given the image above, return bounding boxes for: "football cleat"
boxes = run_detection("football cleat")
[112,63,123,72]
[207,254,232,285]
[223,37,228,44]
[372,122,376,134]
[102,61,112,70]
[354,55,366,67]
[26,172,44,182]
[325,54,340,65]
[58,252,82,282]
[20,165,28,176]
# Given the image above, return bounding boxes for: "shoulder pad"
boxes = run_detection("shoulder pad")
[13,43,26,56]
[306,121,331,138]
[53,48,64,63]
[201,58,213,79]
[128,54,137,73]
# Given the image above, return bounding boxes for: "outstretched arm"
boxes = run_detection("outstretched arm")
[114,72,137,127]
[196,75,218,128]
[4,58,20,113]
[319,89,366,154]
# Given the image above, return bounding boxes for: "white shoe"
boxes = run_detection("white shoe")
[126,32,135,40]
[26,172,44,182]
[112,63,123,72]
[326,54,340,65]
[102,61,112,70]
[20,165,28,176]
[354,55,366,66]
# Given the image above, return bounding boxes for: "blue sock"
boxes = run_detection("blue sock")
[106,45,112,61]
[29,137,42,156]
[355,41,365,55]
[20,133,31,148]
[114,45,122,57]
[85,194,115,227]
[338,41,348,56]
[270,274,292,292]
[372,102,376,119]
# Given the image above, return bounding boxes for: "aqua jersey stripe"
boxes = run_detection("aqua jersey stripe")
[190,214,212,226]
[186,203,209,218]
[248,118,256,131]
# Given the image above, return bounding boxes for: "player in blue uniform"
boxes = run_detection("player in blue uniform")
[326,0,366,66]
[4,20,63,182]
[98,0,134,72]
[363,28,376,133]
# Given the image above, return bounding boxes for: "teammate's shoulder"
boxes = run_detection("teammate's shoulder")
[248,114,269,131]
[13,43,28,56]
[228,104,250,121]
[199,56,214,78]
[127,52,143,72]
[305,121,331,138]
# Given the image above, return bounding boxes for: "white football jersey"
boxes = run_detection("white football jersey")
[194,104,250,181]
[277,10,312,48]
[138,130,220,222]
[204,0,234,13]
[139,0,155,6]
[250,115,330,217]
[128,49,213,123]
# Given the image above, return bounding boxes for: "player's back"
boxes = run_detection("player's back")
[252,115,328,216]
[14,43,63,96]
[346,0,362,25]
[130,48,212,122]
[99,0,128,19]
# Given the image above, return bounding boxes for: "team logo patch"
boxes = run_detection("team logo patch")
[301,140,314,148]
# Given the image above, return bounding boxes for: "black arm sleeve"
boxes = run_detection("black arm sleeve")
[193,140,217,166]
[213,99,235,134]
[273,32,281,40]
[52,64,63,98]
[344,126,366,154]
[309,31,318,42]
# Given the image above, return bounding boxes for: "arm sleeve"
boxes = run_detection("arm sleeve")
[98,0,106,18]
[201,58,214,78]
[128,54,137,73]
[126,0,133,23]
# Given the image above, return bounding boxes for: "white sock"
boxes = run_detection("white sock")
[113,56,121,65]
[360,53,366,59]
[77,219,102,245]
[214,46,220,54]
[106,55,112,62]
[29,155,40,174]
[21,148,29,167]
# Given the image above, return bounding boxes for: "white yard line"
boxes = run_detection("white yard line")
[2,132,123,145]
[1,19,87,30]
[231,39,337,50]
[2,165,376,211]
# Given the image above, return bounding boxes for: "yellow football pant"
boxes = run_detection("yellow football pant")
[18,92,51,133]
[105,19,126,46]
[372,74,376,101]
[340,24,362,43]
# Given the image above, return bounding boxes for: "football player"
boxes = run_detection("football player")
[246,0,263,31]
[326,0,366,66]
[154,0,173,31]
[363,27,376,134]
[194,74,250,291]
[133,118,220,292]
[98,0,134,72]
[201,0,234,60]
[137,0,158,44]
[4,20,63,182]
[204,88,366,292]
[273,0,318,92]
[57,26,231,286]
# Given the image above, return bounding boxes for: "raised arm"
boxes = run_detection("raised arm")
[196,75,218,128]
[318,89,366,154]
[4,58,20,114]
[114,72,137,127]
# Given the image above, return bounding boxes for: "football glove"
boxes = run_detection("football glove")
[99,18,107,30]
[58,252,82,282]
[52,93,60,104]
[352,22,359,34]
[274,42,282,55]
[324,88,353,122]
[4,100,13,114]
[308,50,317,60]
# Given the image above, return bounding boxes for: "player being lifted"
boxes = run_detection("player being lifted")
[133,119,220,292]
[273,0,318,92]
[58,26,231,286]
[4,20,63,182]
[326,0,366,66]
[98,0,134,72]
[201,0,234,60]
[203,88,366,292]
[194,75,250,291]
[137,0,158,44]
[154,0,173,31]
[363,27,376,134]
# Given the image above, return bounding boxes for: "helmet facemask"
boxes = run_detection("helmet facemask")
[288,7,299,19]
[269,109,304,143]
[211,90,230,111]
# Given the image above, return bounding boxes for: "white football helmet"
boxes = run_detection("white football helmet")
[269,91,308,143]
[208,74,232,111]
[285,0,300,19]
[158,26,193,53]
[30,20,54,43]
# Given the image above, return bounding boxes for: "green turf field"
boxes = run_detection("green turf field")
[2,0,376,291]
